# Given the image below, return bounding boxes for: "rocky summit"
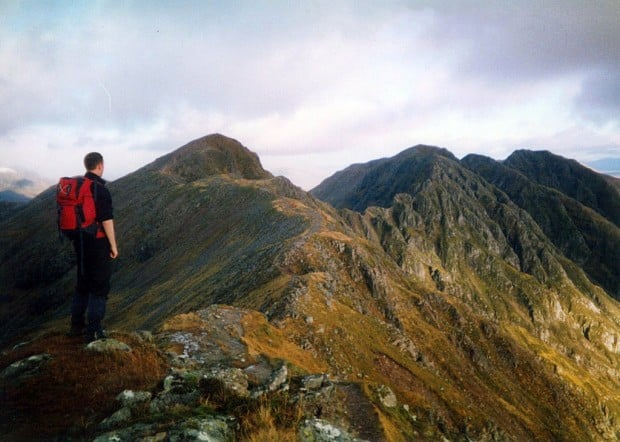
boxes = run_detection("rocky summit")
[1,134,620,441]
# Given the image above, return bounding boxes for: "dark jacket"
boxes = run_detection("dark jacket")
[85,172,113,223]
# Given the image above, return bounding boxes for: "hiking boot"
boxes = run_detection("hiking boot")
[85,330,107,343]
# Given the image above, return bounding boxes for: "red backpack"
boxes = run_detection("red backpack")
[56,176,104,239]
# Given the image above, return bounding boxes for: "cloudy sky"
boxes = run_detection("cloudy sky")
[1,0,619,190]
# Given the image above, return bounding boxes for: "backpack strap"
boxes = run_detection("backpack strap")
[87,177,107,239]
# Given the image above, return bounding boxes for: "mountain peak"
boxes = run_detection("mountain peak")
[311,144,460,211]
[504,148,620,227]
[395,144,457,161]
[148,133,273,182]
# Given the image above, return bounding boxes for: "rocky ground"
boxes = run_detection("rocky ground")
[1,305,405,441]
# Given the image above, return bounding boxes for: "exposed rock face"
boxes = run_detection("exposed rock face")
[316,147,568,297]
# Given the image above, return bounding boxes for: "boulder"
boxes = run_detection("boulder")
[117,389,152,409]
[203,367,250,398]
[298,418,368,442]
[85,338,131,353]
[0,353,51,381]
[267,364,288,392]
[375,384,398,408]
[302,374,328,391]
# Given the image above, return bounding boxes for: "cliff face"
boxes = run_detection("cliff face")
[462,151,620,299]
[2,137,620,441]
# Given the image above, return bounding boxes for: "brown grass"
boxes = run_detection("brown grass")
[161,312,205,331]
[0,332,167,440]
[199,377,303,442]
[240,311,327,374]
[242,390,306,441]
[240,402,299,442]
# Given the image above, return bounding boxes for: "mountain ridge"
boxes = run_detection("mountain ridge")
[2,135,620,440]
[461,152,620,299]
[503,149,620,227]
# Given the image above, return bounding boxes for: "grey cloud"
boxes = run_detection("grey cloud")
[0,1,420,138]
[2,0,619,172]
[425,0,620,81]
[416,0,620,126]
[575,69,620,125]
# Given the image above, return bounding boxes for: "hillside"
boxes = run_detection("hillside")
[2,136,620,441]
[0,134,315,340]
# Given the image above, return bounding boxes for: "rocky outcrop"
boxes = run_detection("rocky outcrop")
[298,419,368,442]
[88,305,385,441]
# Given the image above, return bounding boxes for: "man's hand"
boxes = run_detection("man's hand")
[102,219,118,260]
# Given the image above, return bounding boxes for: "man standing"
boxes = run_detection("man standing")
[69,152,118,342]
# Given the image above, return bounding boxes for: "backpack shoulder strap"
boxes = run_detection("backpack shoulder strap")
[82,176,99,201]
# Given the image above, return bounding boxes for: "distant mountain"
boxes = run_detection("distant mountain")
[2,136,620,440]
[503,150,620,226]
[587,157,620,178]
[0,167,51,201]
[462,151,620,299]
[0,189,30,203]
[0,168,52,220]
[310,145,458,211]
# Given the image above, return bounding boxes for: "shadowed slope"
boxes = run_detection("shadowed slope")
[463,152,620,299]
[0,134,308,341]
[504,149,620,227]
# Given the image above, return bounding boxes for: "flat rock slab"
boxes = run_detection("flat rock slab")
[86,338,132,353]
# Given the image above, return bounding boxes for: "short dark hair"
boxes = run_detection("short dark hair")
[84,152,104,171]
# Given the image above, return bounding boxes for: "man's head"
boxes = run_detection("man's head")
[84,152,104,176]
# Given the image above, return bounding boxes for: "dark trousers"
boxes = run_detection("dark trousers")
[71,236,112,335]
